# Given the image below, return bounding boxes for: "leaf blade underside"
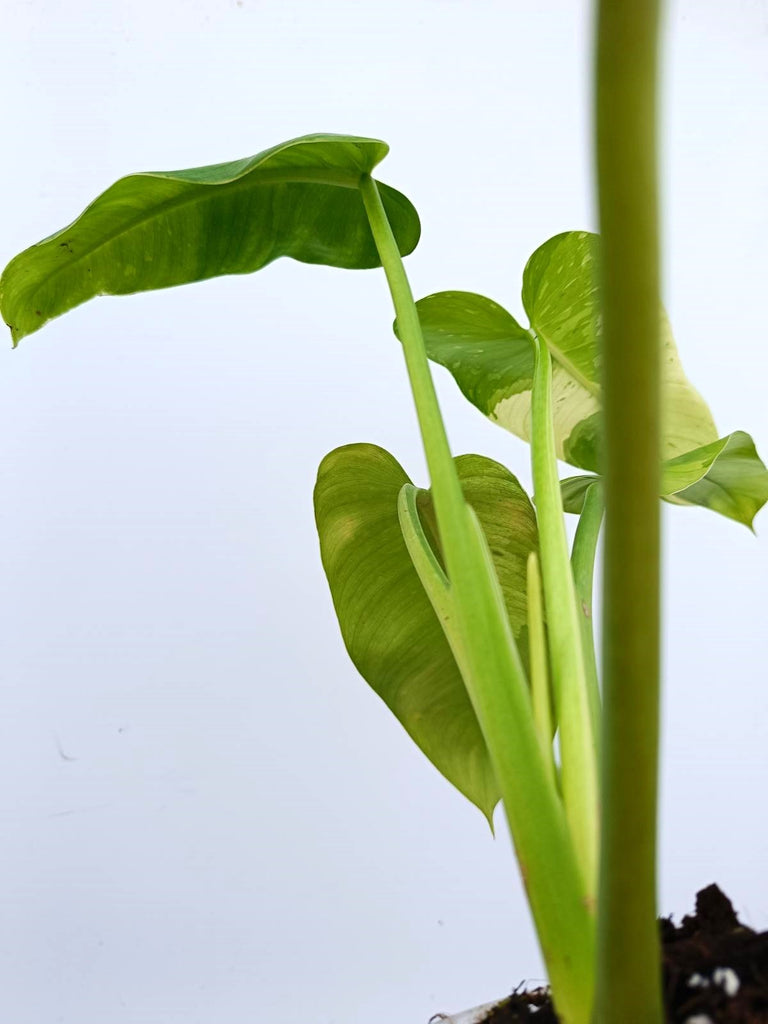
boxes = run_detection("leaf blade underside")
[1,134,420,343]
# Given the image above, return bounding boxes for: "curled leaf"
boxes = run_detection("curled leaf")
[663,431,768,529]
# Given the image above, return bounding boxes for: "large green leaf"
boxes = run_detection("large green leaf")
[1,134,420,344]
[415,232,717,471]
[314,443,539,822]
[412,231,768,527]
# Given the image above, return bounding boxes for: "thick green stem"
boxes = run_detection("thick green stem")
[359,179,464,526]
[526,551,556,788]
[594,2,664,1022]
[530,337,599,901]
[360,173,595,1024]
[570,482,604,750]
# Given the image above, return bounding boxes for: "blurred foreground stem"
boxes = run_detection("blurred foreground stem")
[594,1,664,1021]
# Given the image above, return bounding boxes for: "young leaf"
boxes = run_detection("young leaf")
[562,433,768,529]
[561,475,602,515]
[411,231,768,526]
[313,443,539,823]
[414,233,717,472]
[1,134,420,344]
[523,232,722,467]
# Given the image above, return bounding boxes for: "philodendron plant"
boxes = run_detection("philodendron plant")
[2,9,765,1024]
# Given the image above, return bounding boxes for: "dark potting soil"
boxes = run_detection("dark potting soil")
[478,885,768,1023]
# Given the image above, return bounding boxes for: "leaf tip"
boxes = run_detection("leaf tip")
[5,321,21,348]
[481,801,498,836]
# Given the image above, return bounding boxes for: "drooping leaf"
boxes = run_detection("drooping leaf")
[560,433,768,529]
[314,443,538,822]
[662,431,768,528]
[412,231,767,526]
[1,134,420,344]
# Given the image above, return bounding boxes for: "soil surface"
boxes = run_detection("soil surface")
[478,885,768,1023]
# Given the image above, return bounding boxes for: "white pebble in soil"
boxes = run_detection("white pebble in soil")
[684,1016,715,1024]
[712,966,741,997]
[686,972,710,989]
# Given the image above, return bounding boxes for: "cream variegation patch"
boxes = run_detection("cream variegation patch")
[659,313,718,458]
[491,366,599,462]
[490,390,533,446]
[491,312,717,466]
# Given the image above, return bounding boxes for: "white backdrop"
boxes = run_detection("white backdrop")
[1,2,766,1023]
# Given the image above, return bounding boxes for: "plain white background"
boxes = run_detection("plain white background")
[1,2,766,1022]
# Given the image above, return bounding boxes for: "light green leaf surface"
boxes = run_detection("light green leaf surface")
[413,231,767,526]
[662,431,768,528]
[1,134,420,344]
[314,443,538,821]
[561,432,768,528]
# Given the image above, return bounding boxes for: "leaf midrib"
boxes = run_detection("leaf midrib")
[531,324,601,400]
